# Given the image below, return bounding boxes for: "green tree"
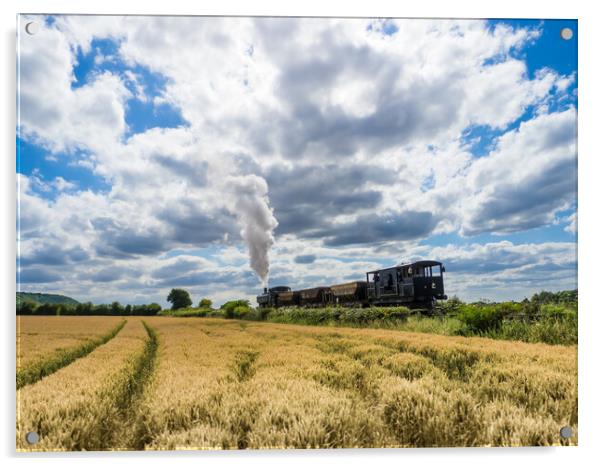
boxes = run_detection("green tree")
[198,298,213,308]
[167,288,192,310]
[16,300,37,315]
[111,301,124,315]
[146,303,162,315]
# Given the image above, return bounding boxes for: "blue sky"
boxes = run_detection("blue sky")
[17,16,577,305]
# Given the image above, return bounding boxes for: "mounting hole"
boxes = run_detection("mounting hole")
[25,22,40,35]
[25,431,40,444]
[560,426,573,439]
[560,28,573,40]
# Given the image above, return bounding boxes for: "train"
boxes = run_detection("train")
[257,260,448,311]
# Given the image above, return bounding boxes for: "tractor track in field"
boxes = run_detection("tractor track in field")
[17,319,127,389]
[105,321,159,450]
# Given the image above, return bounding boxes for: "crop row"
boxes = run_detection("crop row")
[17,319,156,451]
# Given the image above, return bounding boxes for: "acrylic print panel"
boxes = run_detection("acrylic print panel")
[16,15,578,451]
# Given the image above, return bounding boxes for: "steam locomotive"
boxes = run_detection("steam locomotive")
[257,260,447,310]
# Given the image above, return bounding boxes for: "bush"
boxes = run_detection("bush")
[521,299,541,317]
[198,298,213,308]
[159,307,209,317]
[232,305,250,319]
[540,303,576,320]
[221,300,251,319]
[531,289,578,306]
[456,304,506,333]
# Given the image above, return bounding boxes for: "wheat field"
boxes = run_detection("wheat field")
[16,316,577,450]
[17,316,124,368]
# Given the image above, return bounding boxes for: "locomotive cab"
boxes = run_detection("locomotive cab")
[367,260,447,308]
[256,286,292,308]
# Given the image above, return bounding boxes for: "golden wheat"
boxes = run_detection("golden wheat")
[134,318,576,449]
[16,316,577,450]
[17,315,124,369]
[16,319,148,451]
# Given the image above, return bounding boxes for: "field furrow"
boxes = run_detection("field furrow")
[16,319,153,451]
[17,319,126,389]
[17,316,125,371]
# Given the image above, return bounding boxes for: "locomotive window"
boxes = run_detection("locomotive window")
[432,265,441,277]
[384,273,394,291]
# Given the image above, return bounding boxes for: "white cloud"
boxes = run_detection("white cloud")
[19,19,130,154]
[52,176,77,191]
[563,212,577,234]
[460,108,577,235]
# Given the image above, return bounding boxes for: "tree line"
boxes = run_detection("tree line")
[17,288,209,316]
[17,301,162,316]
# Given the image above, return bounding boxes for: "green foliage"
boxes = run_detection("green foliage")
[111,301,124,315]
[17,301,162,316]
[482,318,577,345]
[453,299,577,344]
[198,298,213,308]
[397,315,467,336]
[264,306,410,327]
[540,303,577,319]
[16,300,38,315]
[259,298,577,346]
[437,295,463,314]
[232,305,250,319]
[133,303,163,316]
[159,307,210,318]
[221,300,251,319]
[456,304,510,333]
[531,289,577,305]
[167,288,193,310]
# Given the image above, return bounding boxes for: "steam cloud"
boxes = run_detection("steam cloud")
[226,175,278,286]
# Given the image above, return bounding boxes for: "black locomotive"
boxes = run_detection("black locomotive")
[257,260,447,310]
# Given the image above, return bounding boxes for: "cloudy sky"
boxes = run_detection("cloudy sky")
[17,16,577,306]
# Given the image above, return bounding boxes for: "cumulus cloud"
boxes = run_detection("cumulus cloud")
[19,20,130,154]
[460,109,577,235]
[318,211,438,247]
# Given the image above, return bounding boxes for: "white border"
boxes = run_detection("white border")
[2,1,601,465]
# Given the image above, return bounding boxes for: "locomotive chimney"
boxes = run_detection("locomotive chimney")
[264,287,268,293]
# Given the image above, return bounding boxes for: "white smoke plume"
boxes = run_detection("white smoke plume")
[225,175,278,287]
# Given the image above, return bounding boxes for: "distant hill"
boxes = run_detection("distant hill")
[17,292,79,306]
